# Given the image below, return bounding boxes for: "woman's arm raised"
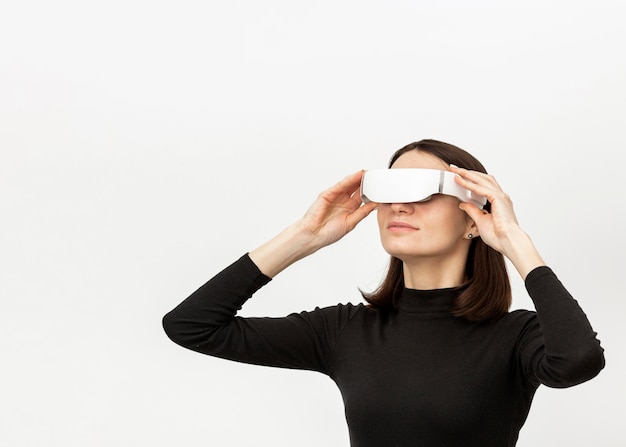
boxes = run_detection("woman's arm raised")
[162,170,376,371]
[451,165,605,386]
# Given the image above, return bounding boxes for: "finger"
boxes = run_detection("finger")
[451,171,505,204]
[449,164,496,182]
[346,201,379,230]
[339,170,366,190]
[321,170,365,203]
[458,201,487,224]
[448,164,487,179]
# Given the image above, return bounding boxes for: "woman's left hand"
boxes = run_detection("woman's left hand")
[449,165,523,256]
[450,165,546,279]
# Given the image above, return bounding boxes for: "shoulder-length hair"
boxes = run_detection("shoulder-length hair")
[362,139,511,322]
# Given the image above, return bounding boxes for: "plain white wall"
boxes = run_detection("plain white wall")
[2,1,624,445]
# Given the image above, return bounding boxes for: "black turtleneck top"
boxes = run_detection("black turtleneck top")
[162,254,605,447]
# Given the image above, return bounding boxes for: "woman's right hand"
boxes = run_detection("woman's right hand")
[249,170,378,278]
[298,170,379,249]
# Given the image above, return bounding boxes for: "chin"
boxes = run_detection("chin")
[382,246,426,260]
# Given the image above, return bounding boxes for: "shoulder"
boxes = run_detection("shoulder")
[306,301,370,321]
[502,308,536,321]
[497,308,537,325]
[487,308,540,338]
[300,301,382,334]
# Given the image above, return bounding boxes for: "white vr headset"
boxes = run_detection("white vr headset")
[360,168,487,209]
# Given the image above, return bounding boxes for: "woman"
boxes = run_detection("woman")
[163,139,605,446]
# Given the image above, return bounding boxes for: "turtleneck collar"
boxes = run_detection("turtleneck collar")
[396,287,459,315]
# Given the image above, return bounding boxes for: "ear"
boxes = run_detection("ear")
[464,215,479,240]
[459,201,485,240]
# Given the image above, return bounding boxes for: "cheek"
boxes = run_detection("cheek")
[424,206,468,237]
[447,211,471,236]
[376,205,389,229]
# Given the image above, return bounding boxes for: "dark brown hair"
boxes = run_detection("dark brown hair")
[362,139,511,322]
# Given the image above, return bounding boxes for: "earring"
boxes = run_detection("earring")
[468,233,474,239]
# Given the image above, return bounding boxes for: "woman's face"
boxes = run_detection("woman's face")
[376,150,475,263]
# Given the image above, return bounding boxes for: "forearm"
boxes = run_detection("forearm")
[248,221,325,278]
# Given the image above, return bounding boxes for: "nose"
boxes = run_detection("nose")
[390,202,415,214]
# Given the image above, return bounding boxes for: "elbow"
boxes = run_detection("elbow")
[574,341,606,384]
[579,343,606,382]
[162,310,224,354]
[162,311,184,346]
[542,343,606,388]
[162,310,197,349]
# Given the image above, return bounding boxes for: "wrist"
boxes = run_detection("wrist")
[248,221,323,278]
[500,228,546,280]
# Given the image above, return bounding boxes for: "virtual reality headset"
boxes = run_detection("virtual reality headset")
[360,168,487,209]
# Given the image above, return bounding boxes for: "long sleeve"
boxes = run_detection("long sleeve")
[162,254,361,375]
[517,266,605,388]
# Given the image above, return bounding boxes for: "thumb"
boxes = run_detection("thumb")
[459,201,484,223]
[346,201,379,231]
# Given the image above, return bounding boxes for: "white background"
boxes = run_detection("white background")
[2,1,624,445]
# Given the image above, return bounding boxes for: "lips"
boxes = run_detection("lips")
[387,221,418,231]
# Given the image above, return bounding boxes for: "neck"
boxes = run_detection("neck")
[401,255,467,290]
